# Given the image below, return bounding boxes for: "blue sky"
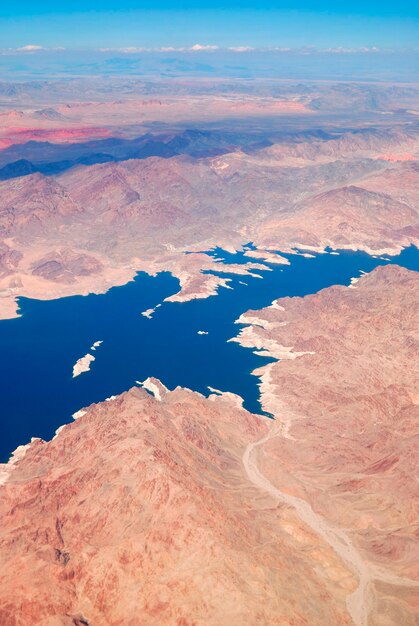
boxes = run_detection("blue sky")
[1,0,418,16]
[1,1,418,49]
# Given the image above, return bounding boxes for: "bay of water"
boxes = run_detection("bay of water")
[0,245,418,462]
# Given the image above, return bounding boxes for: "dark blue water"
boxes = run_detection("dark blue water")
[1,245,418,461]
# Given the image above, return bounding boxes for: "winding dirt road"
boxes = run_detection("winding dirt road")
[243,421,419,626]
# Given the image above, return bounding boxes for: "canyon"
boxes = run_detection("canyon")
[0,264,417,625]
[0,118,418,319]
[0,76,418,625]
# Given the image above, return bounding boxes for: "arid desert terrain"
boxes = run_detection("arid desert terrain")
[0,76,418,626]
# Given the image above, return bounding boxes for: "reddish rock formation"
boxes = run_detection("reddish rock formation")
[258,182,419,250]
[0,387,355,626]
[0,139,417,318]
[233,265,419,625]
[0,174,81,238]
[31,249,103,283]
[0,84,418,319]
[0,266,417,625]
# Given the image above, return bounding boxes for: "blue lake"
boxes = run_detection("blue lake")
[0,245,418,462]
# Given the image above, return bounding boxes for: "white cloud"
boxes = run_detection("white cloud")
[157,46,186,52]
[16,44,44,52]
[3,44,388,57]
[118,47,145,53]
[228,46,254,52]
[97,44,220,53]
[323,46,381,54]
[189,43,219,51]
[99,46,144,53]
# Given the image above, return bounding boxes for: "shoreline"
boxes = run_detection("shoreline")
[1,254,417,478]
[1,240,417,321]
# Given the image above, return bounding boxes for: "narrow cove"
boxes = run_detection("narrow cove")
[0,244,418,462]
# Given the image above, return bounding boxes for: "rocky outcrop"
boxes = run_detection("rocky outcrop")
[31,249,103,283]
[0,386,355,626]
[1,266,418,625]
[0,100,418,318]
[258,182,419,251]
[233,265,419,625]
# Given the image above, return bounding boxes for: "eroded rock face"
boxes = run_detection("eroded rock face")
[0,122,418,319]
[258,184,419,250]
[31,249,103,283]
[0,265,418,625]
[233,265,419,625]
[0,174,81,239]
[0,386,355,626]
[0,242,22,277]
